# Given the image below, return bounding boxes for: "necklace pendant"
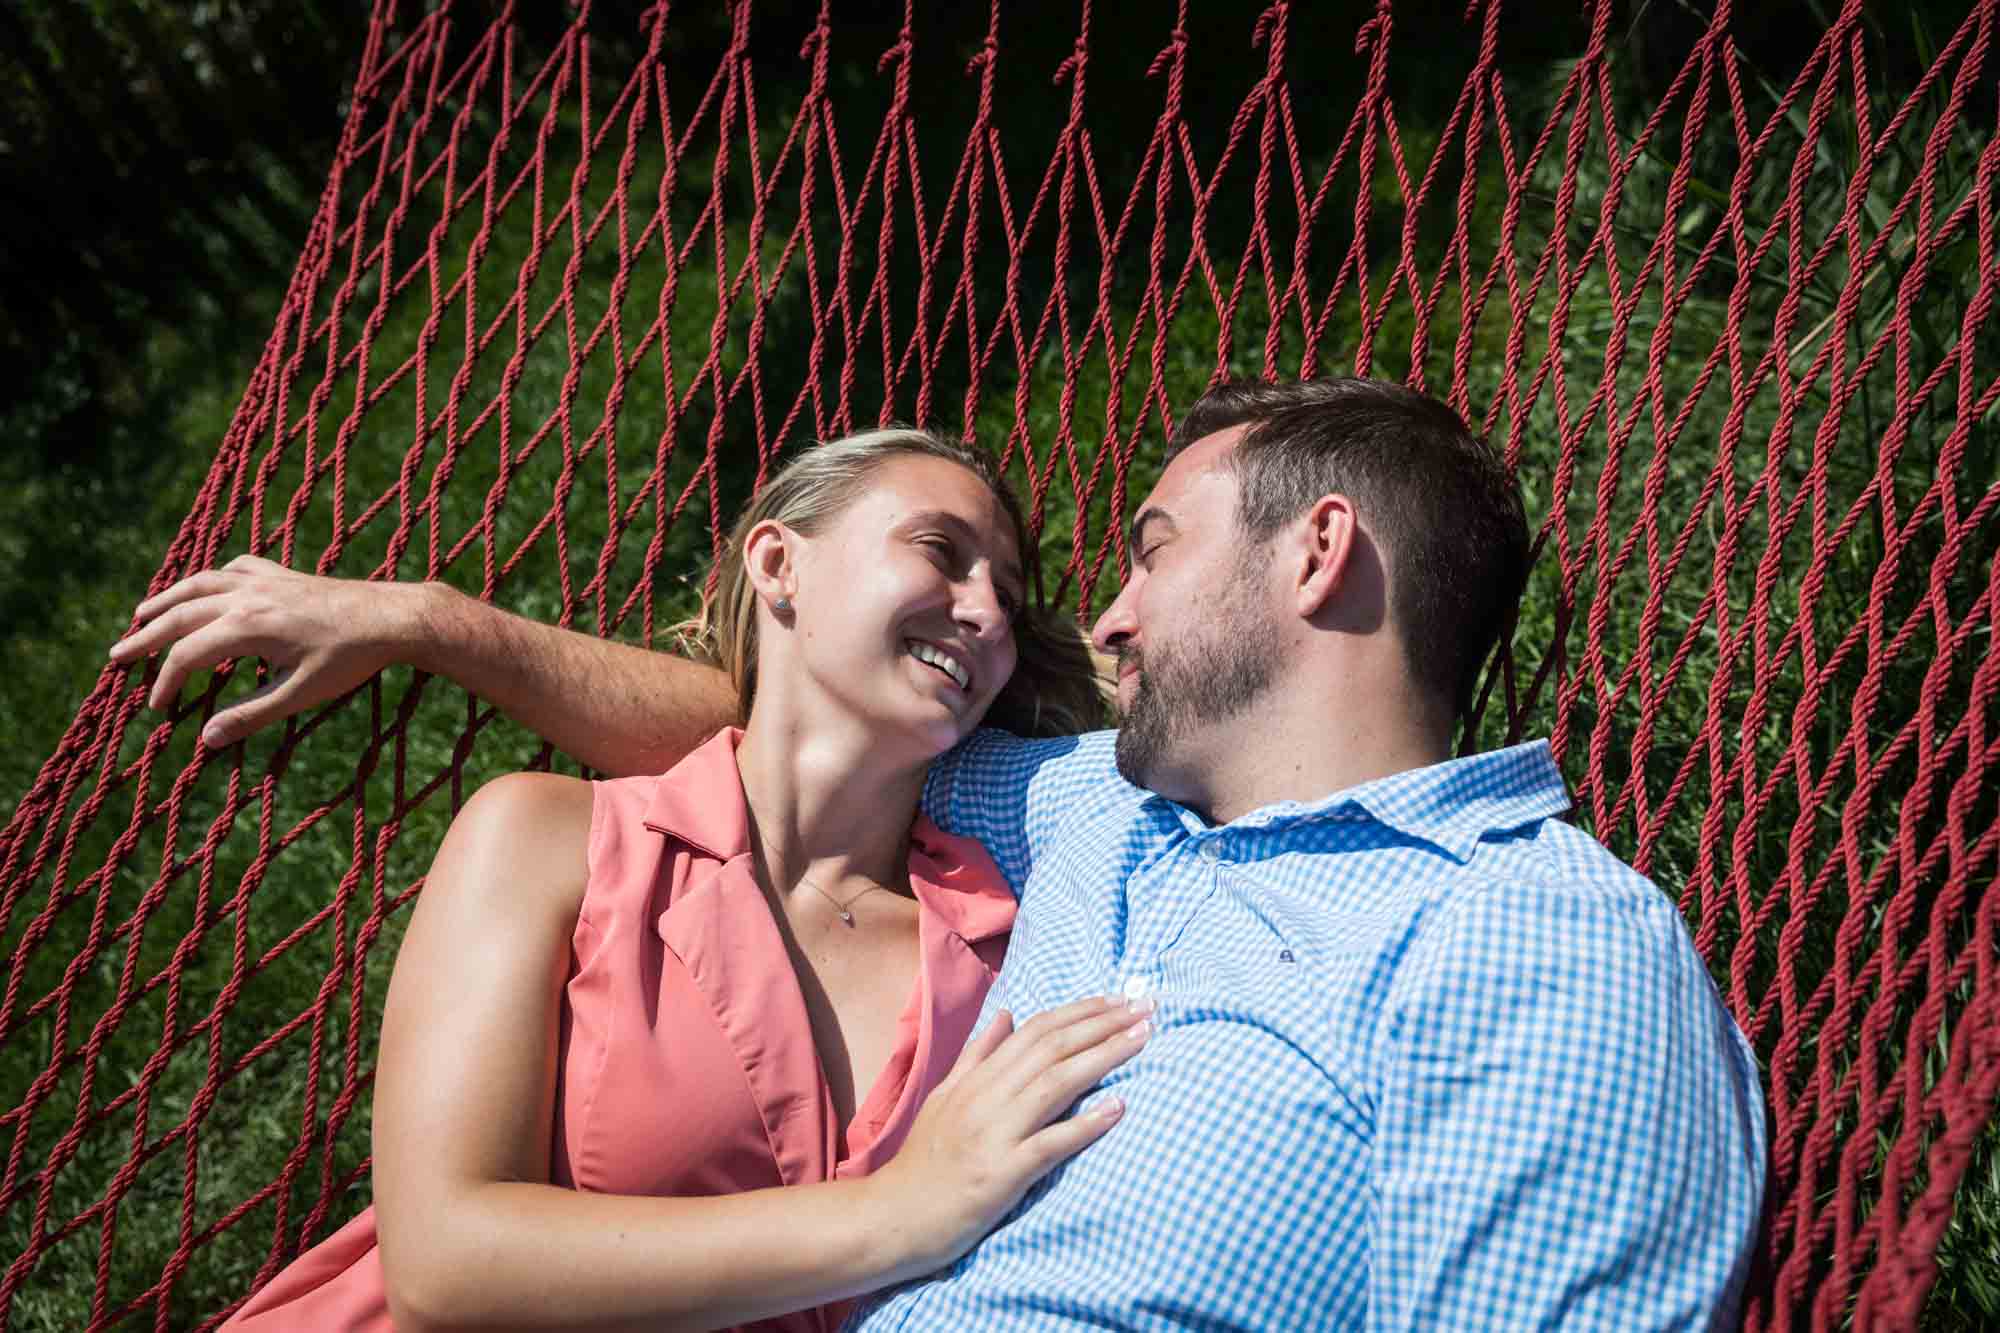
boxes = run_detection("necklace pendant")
[839,910,854,924]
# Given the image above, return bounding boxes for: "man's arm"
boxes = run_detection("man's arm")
[1367,883,1766,1329]
[919,728,1120,895]
[107,555,736,776]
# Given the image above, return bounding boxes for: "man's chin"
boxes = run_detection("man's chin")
[1113,718,1166,791]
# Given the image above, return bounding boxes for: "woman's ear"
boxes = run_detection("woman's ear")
[1295,493,1358,618]
[742,519,798,616]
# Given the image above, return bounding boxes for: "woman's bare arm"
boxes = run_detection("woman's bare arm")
[373,773,1147,1333]
[108,556,735,776]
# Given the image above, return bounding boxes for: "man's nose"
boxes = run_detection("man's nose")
[1091,580,1137,653]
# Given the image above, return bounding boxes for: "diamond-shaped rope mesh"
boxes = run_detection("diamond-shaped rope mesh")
[3,1,1996,1328]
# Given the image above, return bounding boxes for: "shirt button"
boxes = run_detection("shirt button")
[1120,974,1155,1001]
[1198,843,1219,862]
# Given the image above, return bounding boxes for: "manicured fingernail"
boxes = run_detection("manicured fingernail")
[1128,1020,1152,1042]
[1095,1097,1125,1119]
[1127,996,1156,1015]
[201,724,224,747]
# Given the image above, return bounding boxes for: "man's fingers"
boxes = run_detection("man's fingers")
[110,596,231,665]
[131,571,243,626]
[221,553,283,576]
[201,670,300,748]
[148,617,278,711]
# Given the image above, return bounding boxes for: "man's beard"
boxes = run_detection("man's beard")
[1114,563,1278,793]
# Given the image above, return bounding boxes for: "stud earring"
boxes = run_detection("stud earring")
[774,596,793,614]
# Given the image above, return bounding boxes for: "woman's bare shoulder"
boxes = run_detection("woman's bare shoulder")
[428,772,595,921]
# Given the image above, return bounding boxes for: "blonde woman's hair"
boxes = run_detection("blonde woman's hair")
[673,428,1106,738]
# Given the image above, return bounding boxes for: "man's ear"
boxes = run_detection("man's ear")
[742,519,799,612]
[1294,493,1358,618]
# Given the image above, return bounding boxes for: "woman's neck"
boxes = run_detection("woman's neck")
[732,696,929,894]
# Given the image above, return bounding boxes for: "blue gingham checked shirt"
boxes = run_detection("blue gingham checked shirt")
[853,730,1766,1331]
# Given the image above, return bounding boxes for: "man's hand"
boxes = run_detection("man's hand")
[108,555,738,776]
[109,555,433,747]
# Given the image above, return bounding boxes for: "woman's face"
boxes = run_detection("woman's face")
[780,455,1025,756]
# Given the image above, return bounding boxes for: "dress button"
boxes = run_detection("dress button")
[1120,974,1155,1000]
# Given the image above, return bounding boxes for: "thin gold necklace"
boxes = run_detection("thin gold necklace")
[796,874,886,926]
[743,784,907,925]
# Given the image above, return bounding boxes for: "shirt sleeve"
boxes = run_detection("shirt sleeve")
[1367,879,1766,1330]
[920,728,1122,896]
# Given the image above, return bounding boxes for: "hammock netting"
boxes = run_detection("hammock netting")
[4,0,1997,1327]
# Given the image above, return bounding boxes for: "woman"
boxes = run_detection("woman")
[221,429,1147,1333]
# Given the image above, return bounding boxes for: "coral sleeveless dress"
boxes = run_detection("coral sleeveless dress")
[223,728,1015,1333]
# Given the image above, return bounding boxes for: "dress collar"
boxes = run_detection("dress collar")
[643,728,1013,943]
[905,819,1015,944]
[641,728,755,860]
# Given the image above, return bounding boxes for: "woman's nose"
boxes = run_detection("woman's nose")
[955,571,1007,639]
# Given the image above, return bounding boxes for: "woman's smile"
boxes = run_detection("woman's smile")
[907,638,973,693]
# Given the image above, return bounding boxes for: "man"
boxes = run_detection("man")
[115,377,1765,1328]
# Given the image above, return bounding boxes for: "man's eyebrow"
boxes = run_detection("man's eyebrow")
[1129,507,1176,552]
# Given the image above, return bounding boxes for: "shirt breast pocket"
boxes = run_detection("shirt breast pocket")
[1152,870,1387,1093]
[1154,874,1316,1023]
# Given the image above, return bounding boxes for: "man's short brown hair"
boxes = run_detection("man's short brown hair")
[1168,377,1530,718]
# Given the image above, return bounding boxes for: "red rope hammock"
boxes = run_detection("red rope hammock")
[4,2,1996,1328]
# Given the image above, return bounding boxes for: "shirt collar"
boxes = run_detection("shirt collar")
[643,728,1013,945]
[1188,739,1573,864]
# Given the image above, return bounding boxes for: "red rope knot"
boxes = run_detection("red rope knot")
[1354,1,1392,55]
[966,34,998,76]
[798,23,828,61]
[876,26,912,73]
[1053,37,1088,86]
[1147,28,1188,80]
[1252,3,1287,49]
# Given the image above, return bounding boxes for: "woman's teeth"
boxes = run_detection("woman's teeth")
[908,641,969,689]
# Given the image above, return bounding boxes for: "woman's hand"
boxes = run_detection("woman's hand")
[863,995,1153,1276]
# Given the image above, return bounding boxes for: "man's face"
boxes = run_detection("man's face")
[1090,428,1281,796]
